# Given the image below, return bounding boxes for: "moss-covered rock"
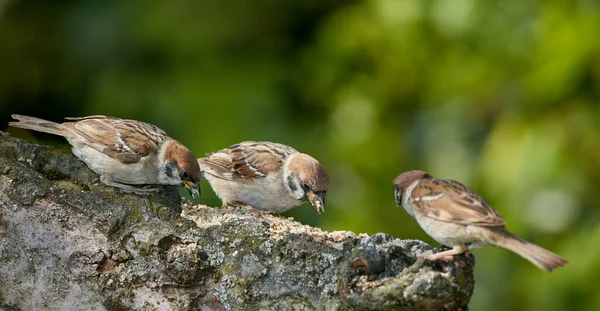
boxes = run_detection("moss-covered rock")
[0,132,474,310]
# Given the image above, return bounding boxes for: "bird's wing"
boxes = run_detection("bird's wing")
[62,116,168,164]
[198,141,297,181]
[410,178,506,227]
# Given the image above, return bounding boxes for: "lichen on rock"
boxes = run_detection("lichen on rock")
[0,132,474,310]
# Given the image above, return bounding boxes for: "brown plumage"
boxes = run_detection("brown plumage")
[10,114,201,197]
[198,141,329,213]
[199,141,297,180]
[393,170,567,272]
[408,178,506,227]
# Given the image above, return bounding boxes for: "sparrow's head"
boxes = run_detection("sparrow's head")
[161,140,202,198]
[284,153,329,213]
[393,170,432,206]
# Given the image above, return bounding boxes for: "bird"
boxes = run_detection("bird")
[393,170,567,272]
[9,114,201,198]
[198,141,329,213]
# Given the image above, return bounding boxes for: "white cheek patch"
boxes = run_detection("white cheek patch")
[402,180,421,208]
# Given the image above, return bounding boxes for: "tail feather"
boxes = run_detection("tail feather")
[9,114,68,137]
[494,230,567,272]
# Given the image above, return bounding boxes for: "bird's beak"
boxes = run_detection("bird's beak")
[184,181,200,199]
[307,191,325,214]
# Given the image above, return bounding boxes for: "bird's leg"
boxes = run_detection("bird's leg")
[420,245,469,261]
[100,175,161,195]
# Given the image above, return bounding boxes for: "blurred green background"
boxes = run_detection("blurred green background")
[1,0,599,310]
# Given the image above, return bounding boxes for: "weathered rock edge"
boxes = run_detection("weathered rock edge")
[0,132,474,310]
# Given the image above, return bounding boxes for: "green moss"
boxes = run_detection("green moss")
[237,278,249,287]
[155,206,169,216]
[41,168,66,180]
[54,180,83,191]
[136,243,154,257]
[0,162,11,175]
[125,206,143,222]
[222,265,234,275]
[49,149,63,156]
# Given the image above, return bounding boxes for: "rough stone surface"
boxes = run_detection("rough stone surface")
[0,132,475,310]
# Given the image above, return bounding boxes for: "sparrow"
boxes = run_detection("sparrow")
[9,114,201,197]
[198,141,329,213]
[393,170,567,272]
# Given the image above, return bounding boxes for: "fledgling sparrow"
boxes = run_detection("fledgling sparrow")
[198,141,329,213]
[393,170,567,271]
[9,114,201,197]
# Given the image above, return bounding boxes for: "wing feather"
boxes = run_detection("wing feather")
[61,116,168,164]
[410,179,506,227]
[198,141,297,181]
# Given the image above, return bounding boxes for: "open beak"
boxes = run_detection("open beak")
[184,181,200,199]
[394,188,400,206]
[307,191,325,214]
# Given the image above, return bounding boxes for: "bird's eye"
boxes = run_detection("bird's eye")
[181,171,189,179]
[301,183,310,191]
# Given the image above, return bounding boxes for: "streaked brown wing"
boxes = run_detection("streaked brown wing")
[199,141,297,180]
[410,179,505,227]
[62,116,167,164]
[198,155,236,180]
